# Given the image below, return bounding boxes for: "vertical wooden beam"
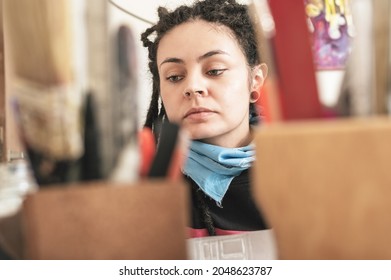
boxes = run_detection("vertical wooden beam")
[372,0,390,114]
[0,0,6,162]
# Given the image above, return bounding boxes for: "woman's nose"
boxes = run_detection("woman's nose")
[183,74,206,98]
[183,89,205,98]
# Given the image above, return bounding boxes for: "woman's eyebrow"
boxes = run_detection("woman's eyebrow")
[197,50,229,61]
[160,57,184,67]
[159,50,229,68]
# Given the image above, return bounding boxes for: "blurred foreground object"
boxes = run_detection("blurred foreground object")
[250,0,324,122]
[22,180,189,259]
[0,160,37,258]
[337,0,391,117]
[3,0,141,184]
[253,117,391,259]
[3,0,84,185]
[0,161,37,218]
[187,229,277,260]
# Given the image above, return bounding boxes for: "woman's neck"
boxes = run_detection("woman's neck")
[199,128,253,148]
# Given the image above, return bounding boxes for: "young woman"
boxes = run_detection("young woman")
[141,0,269,237]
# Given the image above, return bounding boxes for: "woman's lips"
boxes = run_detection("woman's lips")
[184,107,215,120]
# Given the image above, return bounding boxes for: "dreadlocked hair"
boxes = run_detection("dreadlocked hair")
[140,0,261,136]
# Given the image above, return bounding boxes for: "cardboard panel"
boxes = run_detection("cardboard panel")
[252,117,391,259]
[22,180,189,260]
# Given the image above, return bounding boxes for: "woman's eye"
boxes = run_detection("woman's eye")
[207,69,226,76]
[166,75,183,83]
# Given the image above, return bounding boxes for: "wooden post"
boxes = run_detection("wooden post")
[0,0,6,162]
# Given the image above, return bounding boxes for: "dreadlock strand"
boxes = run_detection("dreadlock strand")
[144,83,160,129]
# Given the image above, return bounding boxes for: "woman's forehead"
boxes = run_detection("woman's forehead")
[157,20,242,63]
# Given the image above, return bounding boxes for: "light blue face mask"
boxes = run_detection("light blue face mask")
[182,140,255,206]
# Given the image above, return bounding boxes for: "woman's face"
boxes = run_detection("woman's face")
[157,20,264,147]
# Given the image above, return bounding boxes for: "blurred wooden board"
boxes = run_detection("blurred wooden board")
[252,117,391,259]
[0,1,5,162]
[3,0,73,85]
[22,180,189,260]
[372,0,390,114]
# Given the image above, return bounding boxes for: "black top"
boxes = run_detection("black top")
[185,169,269,236]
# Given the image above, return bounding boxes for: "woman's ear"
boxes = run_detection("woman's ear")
[250,63,268,93]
